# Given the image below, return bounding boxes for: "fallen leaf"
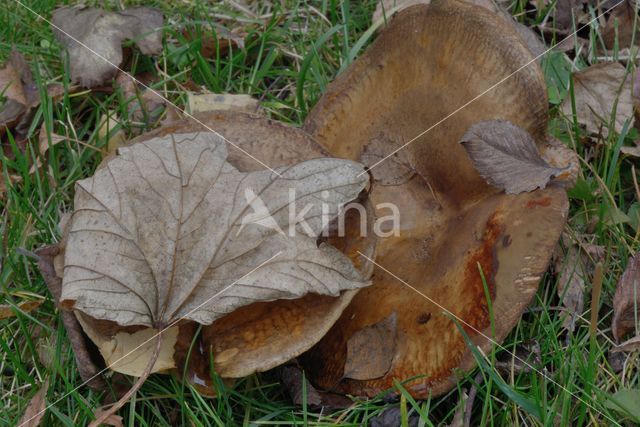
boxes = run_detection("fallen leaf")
[460,120,565,194]
[185,26,246,59]
[553,0,588,32]
[0,51,38,136]
[613,252,640,340]
[344,312,397,380]
[17,380,48,427]
[60,132,370,328]
[52,6,163,87]
[554,241,587,332]
[279,365,323,407]
[115,73,166,133]
[187,93,260,114]
[0,299,43,320]
[560,62,634,138]
[602,0,638,49]
[612,335,640,352]
[605,389,640,423]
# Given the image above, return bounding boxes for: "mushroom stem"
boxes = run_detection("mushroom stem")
[89,330,164,427]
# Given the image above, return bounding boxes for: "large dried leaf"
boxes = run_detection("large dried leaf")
[560,62,634,138]
[52,7,163,87]
[613,252,640,340]
[61,132,369,328]
[460,120,564,194]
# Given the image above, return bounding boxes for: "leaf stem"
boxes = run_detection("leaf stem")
[88,330,163,427]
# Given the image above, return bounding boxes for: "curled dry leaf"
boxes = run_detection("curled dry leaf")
[61,132,369,328]
[344,312,397,380]
[52,6,164,87]
[613,251,640,341]
[560,62,634,138]
[460,120,565,194]
[0,51,38,137]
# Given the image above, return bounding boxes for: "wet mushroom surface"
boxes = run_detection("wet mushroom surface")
[299,0,570,398]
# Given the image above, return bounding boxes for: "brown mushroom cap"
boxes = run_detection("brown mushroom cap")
[69,111,376,382]
[299,0,568,397]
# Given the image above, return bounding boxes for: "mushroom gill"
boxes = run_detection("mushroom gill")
[299,0,569,398]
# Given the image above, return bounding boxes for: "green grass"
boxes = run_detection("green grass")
[1,0,640,425]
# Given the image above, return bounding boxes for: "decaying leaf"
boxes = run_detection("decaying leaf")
[187,93,260,115]
[602,0,638,49]
[17,380,48,427]
[61,132,369,329]
[460,120,565,194]
[343,312,397,380]
[52,6,164,87]
[560,62,634,138]
[613,251,640,341]
[0,51,39,136]
[554,239,587,332]
[0,299,42,320]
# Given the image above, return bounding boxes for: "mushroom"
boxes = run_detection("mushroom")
[50,110,377,394]
[298,0,571,397]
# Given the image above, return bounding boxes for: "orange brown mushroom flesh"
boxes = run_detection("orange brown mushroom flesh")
[69,110,377,390]
[298,0,569,398]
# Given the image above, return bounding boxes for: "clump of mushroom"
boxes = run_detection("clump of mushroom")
[299,0,575,397]
[39,0,579,417]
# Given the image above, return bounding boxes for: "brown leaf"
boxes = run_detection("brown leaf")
[279,365,323,407]
[97,110,126,154]
[603,0,638,49]
[60,133,369,328]
[344,312,397,380]
[613,252,640,341]
[52,6,163,87]
[561,62,634,138]
[460,120,565,194]
[612,335,640,352]
[17,380,49,427]
[0,299,43,320]
[554,241,587,332]
[187,92,260,114]
[0,51,38,136]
